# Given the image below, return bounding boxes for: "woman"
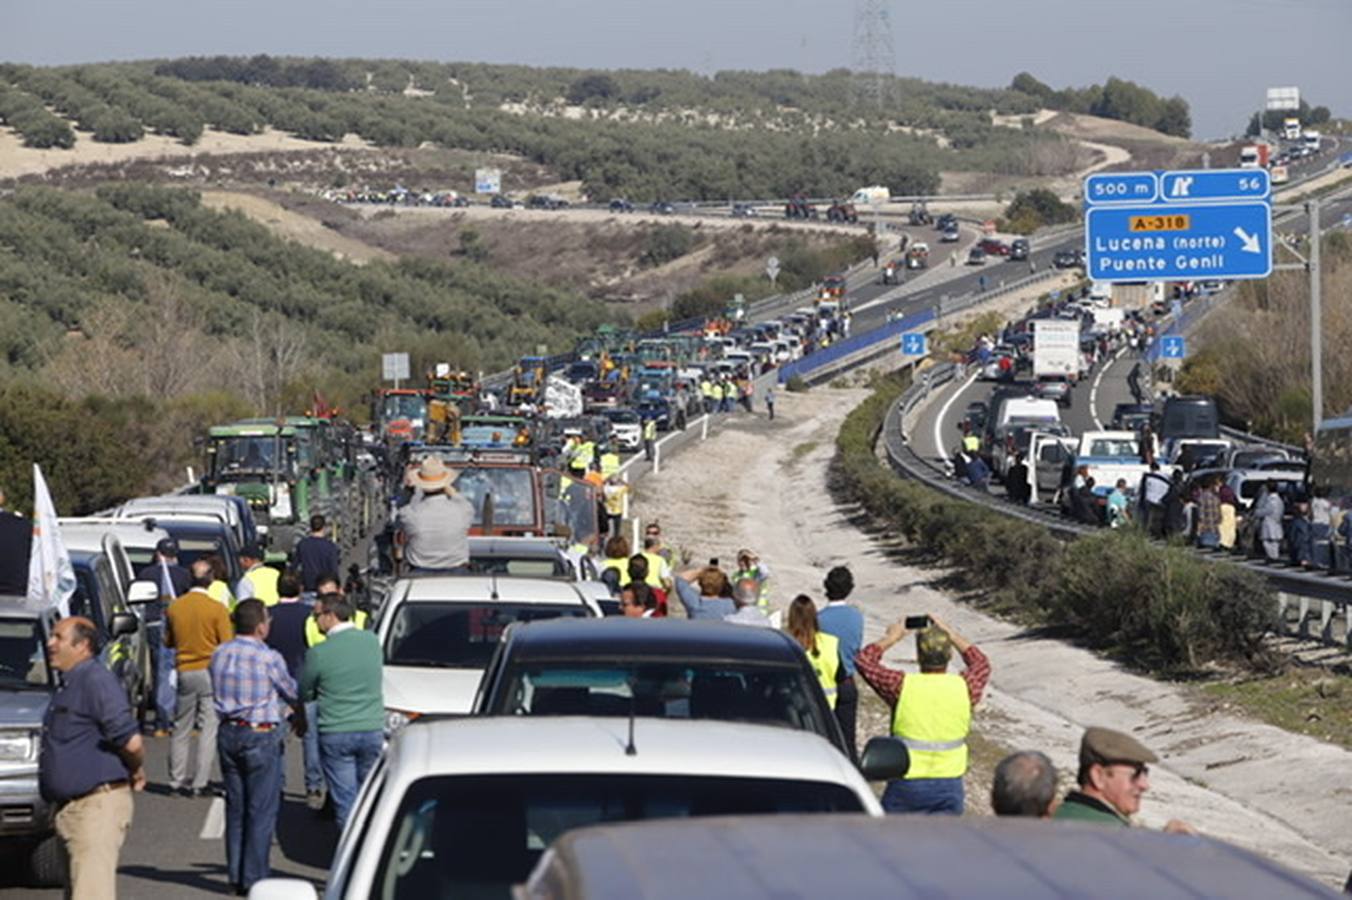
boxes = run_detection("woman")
[205,554,235,609]
[599,535,631,592]
[785,595,846,711]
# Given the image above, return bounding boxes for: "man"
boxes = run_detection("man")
[1106,478,1132,529]
[640,536,674,592]
[0,487,31,595]
[396,457,474,574]
[991,751,1059,818]
[644,522,674,568]
[1257,486,1286,562]
[857,614,990,815]
[724,579,772,627]
[292,515,340,595]
[264,573,324,810]
[642,416,658,462]
[765,387,776,421]
[1195,477,1222,548]
[166,558,233,797]
[235,544,279,607]
[210,599,305,894]
[1137,462,1172,538]
[626,555,668,613]
[1054,727,1195,834]
[1005,453,1031,506]
[965,453,991,490]
[301,595,384,829]
[137,538,191,736]
[672,565,736,621]
[817,566,864,762]
[1288,500,1315,567]
[619,583,656,618]
[601,475,628,538]
[732,549,770,611]
[41,617,146,900]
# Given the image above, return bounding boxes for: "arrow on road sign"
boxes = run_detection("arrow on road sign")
[1233,227,1261,254]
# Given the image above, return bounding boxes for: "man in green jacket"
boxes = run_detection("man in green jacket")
[301,595,384,829]
[1054,727,1195,834]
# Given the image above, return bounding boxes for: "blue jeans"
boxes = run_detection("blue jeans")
[302,701,323,792]
[881,777,965,815]
[147,623,176,729]
[1197,531,1220,549]
[318,730,383,829]
[218,723,284,891]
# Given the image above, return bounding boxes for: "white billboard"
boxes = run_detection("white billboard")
[381,352,410,382]
[1265,87,1300,111]
[474,168,502,194]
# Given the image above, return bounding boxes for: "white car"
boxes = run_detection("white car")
[248,716,895,900]
[378,576,600,727]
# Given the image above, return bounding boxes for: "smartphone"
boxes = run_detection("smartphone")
[708,557,719,567]
[904,615,930,630]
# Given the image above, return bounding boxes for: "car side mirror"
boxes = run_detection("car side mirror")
[127,580,160,605]
[858,736,910,781]
[245,878,318,900]
[110,612,139,638]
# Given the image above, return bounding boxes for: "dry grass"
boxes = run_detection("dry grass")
[1202,670,1352,751]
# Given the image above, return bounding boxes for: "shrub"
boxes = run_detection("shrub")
[639,224,697,268]
[785,375,808,393]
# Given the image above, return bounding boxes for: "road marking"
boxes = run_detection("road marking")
[933,369,980,463]
[200,797,225,840]
[1089,345,1131,430]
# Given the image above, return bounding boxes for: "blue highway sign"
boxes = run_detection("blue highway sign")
[1085,201,1272,283]
[1161,336,1186,360]
[1160,168,1269,203]
[901,332,927,357]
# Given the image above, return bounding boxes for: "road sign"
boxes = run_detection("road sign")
[1266,86,1300,111]
[1160,336,1186,360]
[1171,299,1183,319]
[382,352,410,382]
[1085,172,1158,205]
[1085,201,1271,283]
[1159,169,1268,202]
[901,332,927,357]
[766,255,781,283]
[474,168,501,194]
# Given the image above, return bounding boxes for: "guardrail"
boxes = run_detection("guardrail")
[884,362,1352,646]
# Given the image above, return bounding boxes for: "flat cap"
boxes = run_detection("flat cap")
[1079,726,1159,768]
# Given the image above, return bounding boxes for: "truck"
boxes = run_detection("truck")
[1031,319,1081,380]
[1302,131,1322,154]
[1239,144,1270,169]
[1283,117,1302,141]
[849,185,890,206]
[1066,430,1156,504]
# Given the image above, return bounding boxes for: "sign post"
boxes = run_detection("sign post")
[474,168,502,195]
[766,255,781,287]
[382,352,410,390]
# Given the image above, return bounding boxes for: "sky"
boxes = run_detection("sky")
[4,0,1349,140]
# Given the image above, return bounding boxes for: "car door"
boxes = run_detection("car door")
[1032,436,1077,504]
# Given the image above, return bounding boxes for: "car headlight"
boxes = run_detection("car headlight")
[0,730,37,762]
[384,709,421,735]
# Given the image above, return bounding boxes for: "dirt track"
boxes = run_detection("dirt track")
[630,384,1351,888]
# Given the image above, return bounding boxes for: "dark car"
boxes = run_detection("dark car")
[473,618,850,757]
[648,201,676,215]
[527,194,568,210]
[608,198,635,213]
[731,202,759,218]
[490,194,514,209]
[141,517,243,583]
[934,213,958,232]
[1052,249,1082,269]
[1008,238,1030,261]
[966,246,987,265]
[1111,402,1154,431]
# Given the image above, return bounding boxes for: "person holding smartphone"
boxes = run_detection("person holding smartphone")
[855,613,991,815]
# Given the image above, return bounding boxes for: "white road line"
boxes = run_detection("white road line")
[200,796,225,840]
[933,369,980,462]
[1088,345,1131,430]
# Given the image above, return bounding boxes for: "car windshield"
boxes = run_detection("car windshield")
[384,602,590,669]
[383,395,427,419]
[1088,438,1140,457]
[210,436,288,477]
[0,619,50,689]
[467,554,568,579]
[490,662,836,743]
[372,773,865,898]
[453,468,536,527]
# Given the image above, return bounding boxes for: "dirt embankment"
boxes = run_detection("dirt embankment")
[629,384,1351,888]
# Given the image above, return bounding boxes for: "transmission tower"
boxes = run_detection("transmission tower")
[851,0,895,111]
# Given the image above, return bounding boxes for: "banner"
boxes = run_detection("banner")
[544,376,583,419]
[26,464,74,617]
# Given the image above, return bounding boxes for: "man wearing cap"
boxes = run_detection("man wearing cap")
[138,538,192,736]
[1055,726,1195,833]
[235,544,279,606]
[397,457,474,574]
[857,613,990,815]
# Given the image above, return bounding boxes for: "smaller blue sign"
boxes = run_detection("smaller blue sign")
[901,332,927,357]
[1085,172,1158,206]
[1161,336,1186,359]
[1160,168,1269,203]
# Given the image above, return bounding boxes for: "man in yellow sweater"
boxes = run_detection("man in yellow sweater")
[165,558,233,797]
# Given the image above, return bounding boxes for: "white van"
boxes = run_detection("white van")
[996,397,1062,430]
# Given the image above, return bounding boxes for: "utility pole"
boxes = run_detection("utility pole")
[1308,198,1322,427]
[851,0,895,111]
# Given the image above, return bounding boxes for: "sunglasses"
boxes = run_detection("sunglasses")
[1107,761,1149,780]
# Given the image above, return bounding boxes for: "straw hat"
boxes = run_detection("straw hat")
[412,457,458,492]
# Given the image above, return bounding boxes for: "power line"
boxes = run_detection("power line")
[851,0,895,111]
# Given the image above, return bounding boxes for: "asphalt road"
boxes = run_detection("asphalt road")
[0,729,334,898]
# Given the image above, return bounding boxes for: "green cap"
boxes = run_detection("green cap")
[1079,727,1159,768]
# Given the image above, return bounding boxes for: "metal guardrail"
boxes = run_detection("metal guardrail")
[883,364,1352,624]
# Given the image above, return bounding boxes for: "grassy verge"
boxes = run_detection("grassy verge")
[1203,671,1352,751]
[833,370,1279,675]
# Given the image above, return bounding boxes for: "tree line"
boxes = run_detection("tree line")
[1010,72,1192,138]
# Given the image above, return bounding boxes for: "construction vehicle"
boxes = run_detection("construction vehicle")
[510,356,549,405]
[374,388,430,443]
[817,273,848,303]
[428,364,477,402]
[785,194,819,220]
[908,200,933,226]
[826,201,859,224]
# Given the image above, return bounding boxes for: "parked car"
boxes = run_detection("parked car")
[731,202,759,218]
[490,194,514,209]
[648,201,676,215]
[247,716,903,900]
[608,198,635,213]
[473,618,850,755]
[966,246,987,265]
[1034,374,1072,407]
[1053,249,1082,269]
[978,238,1010,257]
[1008,238,1030,261]
[940,225,960,243]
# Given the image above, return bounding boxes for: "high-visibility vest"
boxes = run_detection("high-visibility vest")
[962,434,980,453]
[734,568,769,609]
[600,557,631,587]
[639,551,665,588]
[700,380,713,398]
[805,632,840,709]
[573,441,596,469]
[599,452,621,477]
[242,566,280,606]
[603,486,627,516]
[643,419,657,441]
[208,580,234,609]
[712,384,724,401]
[892,673,971,779]
[305,609,370,647]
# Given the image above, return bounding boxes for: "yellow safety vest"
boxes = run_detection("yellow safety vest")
[700,380,713,398]
[805,632,840,710]
[305,609,370,647]
[600,557,632,588]
[599,452,621,477]
[892,673,971,779]
[573,441,596,469]
[208,581,235,609]
[639,551,665,589]
[712,384,724,400]
[603,486,627,517]
[643,419,657,441]
[242,566,280,607]
[962,434,980,453]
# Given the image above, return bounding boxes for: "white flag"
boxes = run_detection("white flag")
[26,464,74,617]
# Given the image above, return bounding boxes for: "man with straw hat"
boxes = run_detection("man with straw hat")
[396,457,473,574]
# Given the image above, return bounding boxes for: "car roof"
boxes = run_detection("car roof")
[502,617,808,665]
[529,815,1339,899]
[58,519,169,551]
[466,537,563,559]
[390,716,863,786]
[396,575,586,605]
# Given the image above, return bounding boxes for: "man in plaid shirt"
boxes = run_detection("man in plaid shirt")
[209,599,306,895]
